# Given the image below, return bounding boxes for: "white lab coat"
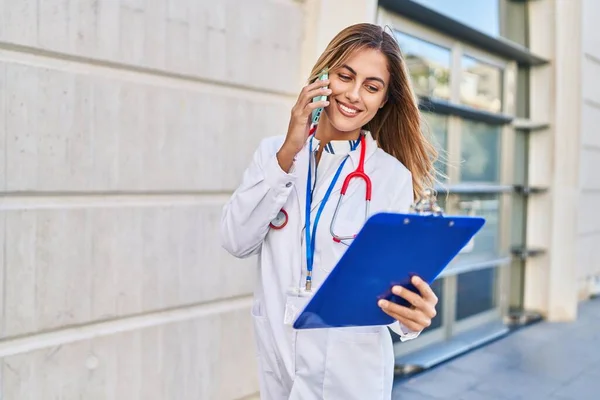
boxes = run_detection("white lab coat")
[221,131,419,400]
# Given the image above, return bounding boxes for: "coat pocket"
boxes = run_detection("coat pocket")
[322,327,385,400]
[251,300,284,395]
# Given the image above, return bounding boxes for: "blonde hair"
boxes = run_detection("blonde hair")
[308,23,438,200]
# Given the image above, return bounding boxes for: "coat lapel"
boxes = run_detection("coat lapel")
[292,138,311,231]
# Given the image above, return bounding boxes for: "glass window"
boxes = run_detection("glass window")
[460,120,501,183]
[436,192,447,212]
[422,112,448,181]
[394,31,451,100]
[456,267,497,320]
[461,56,503,113]
[411,0,501,37]
[455,194,500,262]
[516,67,530,118]
[512,129,528,249]
[503,2,528,48]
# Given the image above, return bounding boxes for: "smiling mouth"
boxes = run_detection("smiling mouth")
[336,100,362,118]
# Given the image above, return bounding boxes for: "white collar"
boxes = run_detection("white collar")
[309,129,372,156]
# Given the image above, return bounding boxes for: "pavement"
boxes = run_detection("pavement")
[392,297,600,400]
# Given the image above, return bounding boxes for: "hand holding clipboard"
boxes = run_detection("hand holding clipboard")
[293,190,486,330]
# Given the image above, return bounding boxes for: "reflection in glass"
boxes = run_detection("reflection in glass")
[461,56,503,112]
[509,258,525,310]
[455,194,500,263]
[511,194,526,248]
[422,112,448,181]
[411,0,500,37]
[516,67,530,118]
[460,120,501,183]
[394,31,451,100]
[513,129,528,186]
[456,267,497,320]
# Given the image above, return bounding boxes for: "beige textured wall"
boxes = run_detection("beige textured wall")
[0,0,303,398]
[578,0,600,297]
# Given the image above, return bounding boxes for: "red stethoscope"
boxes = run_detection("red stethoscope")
[269,208,289,229]
[270,128,372,245]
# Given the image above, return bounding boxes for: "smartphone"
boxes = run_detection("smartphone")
[311,70,329,126]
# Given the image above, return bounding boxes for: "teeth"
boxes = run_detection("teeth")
[339,103,358,114]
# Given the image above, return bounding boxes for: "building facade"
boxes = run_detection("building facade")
[0,1,303,398]
[0,0,598,399]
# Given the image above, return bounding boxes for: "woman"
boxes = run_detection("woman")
[221,23,439,400]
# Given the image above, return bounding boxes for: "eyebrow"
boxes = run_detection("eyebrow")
[341,64,386,86]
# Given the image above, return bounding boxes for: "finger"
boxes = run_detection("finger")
[378,299,415,319]
[298,80,330,102]
[387,312,423,332]
[291,100,329,123]
[301,87,332,106]
[411,276,438,303]
[378,300,428,331]
[292,87,331,117]
[290,98,329,121]
[392,286,436,319]
[305,78,330,91]
[306,100,330,111]
[391,285,426,310]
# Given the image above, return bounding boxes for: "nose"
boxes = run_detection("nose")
[345,83,361,103]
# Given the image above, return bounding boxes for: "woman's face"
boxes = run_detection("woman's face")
[323,48,390,133]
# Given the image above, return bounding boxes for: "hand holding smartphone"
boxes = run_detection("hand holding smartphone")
[277,69,331,172]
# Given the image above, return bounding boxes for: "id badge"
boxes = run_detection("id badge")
[283,288,313,326]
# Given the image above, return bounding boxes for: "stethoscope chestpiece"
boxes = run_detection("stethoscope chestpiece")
[270,209,289,229]
[409,189,444,216]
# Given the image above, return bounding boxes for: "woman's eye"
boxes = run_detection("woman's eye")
[366,85,379,92]
[338,74,351,81]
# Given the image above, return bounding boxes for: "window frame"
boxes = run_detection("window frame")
[379,8,518,357]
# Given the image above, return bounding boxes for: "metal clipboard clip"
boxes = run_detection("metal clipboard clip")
[409,189,476,253]
[409,188,444,216]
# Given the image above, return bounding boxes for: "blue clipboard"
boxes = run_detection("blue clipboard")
[293,212,485,330]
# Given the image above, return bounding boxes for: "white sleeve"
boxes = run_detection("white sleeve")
[220,137,296,258]
[389,321,421,342]
[386,169,423,342]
